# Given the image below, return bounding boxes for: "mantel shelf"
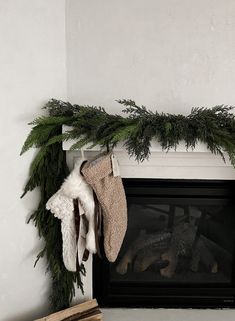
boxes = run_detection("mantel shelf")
[63,126,235,180]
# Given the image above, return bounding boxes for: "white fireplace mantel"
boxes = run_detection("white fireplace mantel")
[63,125,235,304]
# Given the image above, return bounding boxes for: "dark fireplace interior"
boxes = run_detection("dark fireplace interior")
[93,179,235,308]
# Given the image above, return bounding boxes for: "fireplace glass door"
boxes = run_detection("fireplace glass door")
[93,179,235,308]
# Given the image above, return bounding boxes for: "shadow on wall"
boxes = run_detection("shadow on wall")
[4,305,50,321]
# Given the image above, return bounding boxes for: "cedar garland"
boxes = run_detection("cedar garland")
[21,99,235,311]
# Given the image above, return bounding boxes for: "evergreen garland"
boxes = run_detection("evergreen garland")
[21,99,235,311]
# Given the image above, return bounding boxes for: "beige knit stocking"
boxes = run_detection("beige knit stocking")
[82,152,127,262]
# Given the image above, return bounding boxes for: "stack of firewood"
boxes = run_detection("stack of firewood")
[34,299,103,321]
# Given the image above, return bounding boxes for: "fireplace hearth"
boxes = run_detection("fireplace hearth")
[93,179,235,308]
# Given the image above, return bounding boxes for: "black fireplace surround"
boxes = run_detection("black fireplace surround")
[93,179,235,308]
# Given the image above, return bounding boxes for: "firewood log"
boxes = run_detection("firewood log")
[133,239,169,272]
[160,222,196,278]
[134,249,161,273]
[160,250,178,278]
[34,299,103,321]
[191,237,218,273]
[116,230,171,275]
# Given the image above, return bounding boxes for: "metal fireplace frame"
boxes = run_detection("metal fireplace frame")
[93,178,235,308]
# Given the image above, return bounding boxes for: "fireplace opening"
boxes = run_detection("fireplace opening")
[93,179,235,308]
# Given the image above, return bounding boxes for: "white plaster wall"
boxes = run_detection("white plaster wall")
[66,0,235,114]
[1,1,235,320]
[66,1,235,320]
[0,1,67,320]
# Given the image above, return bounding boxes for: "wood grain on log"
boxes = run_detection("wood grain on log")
[34,299,103,321]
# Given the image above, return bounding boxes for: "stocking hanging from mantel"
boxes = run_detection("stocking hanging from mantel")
[46,159,97,271]
[46,151,127,271]
[82,151,127,262]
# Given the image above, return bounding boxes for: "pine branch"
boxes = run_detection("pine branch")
[43,99,80,116]
[22,121,84,312]
[118,99,151,117]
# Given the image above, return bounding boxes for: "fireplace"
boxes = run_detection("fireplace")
[93,178,235,308]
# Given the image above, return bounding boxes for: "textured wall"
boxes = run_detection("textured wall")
[1,1,235,320]
[66,1,235,319]
[0,1,67,320]
[66,0,235,114]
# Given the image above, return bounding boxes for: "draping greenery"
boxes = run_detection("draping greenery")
[21,99,235,311]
